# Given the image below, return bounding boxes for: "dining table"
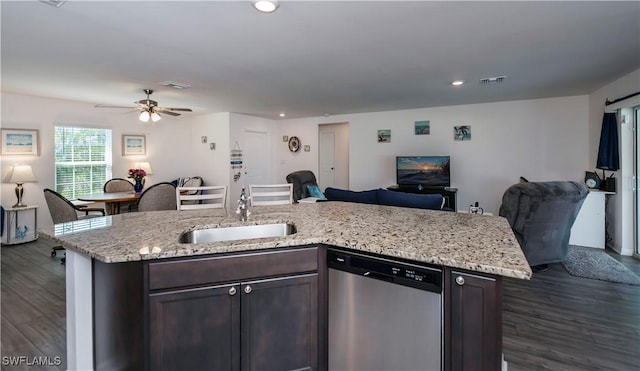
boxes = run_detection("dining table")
[77,192,140,215]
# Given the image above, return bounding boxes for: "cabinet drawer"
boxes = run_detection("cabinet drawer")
[147,246,318,291]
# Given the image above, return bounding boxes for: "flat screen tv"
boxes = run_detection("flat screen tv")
[396,156,451,188]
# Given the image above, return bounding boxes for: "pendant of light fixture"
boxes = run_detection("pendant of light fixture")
[139,108,162,122]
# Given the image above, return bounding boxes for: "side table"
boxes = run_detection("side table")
[3,205,38,245]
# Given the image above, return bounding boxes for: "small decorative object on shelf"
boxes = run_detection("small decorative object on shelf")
[584,171,600,189]
[128,168,147,193]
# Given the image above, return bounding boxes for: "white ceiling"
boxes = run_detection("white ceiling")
[2,1,639,120]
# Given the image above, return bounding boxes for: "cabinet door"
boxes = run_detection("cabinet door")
[445,269,502,371]
[149,285,240,371]
[241,274,318,371]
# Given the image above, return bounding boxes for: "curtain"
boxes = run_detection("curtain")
[596,112,620,171]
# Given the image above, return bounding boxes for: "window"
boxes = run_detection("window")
[54,126,112,200]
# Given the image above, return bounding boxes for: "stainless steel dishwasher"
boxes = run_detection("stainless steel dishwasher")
[328,248,442,371]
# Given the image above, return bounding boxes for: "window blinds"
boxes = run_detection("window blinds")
[54,126,112,200]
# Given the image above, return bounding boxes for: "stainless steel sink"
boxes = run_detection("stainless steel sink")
[179,223,296,243]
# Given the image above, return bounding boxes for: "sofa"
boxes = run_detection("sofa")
[323,187,448,211]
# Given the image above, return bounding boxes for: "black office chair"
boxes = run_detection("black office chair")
[43,188,105,263]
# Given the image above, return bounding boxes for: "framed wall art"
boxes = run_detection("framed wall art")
[1,128,39,155]
[122,134,146,155]
[414,120,430,135]
[377,129,391,143]
[454,125,471,141]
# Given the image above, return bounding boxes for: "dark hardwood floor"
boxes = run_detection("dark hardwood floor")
[503,247,640,371]
[1,239,66,371]
[1,239,638,370]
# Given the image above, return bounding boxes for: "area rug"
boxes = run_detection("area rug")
[562,246,640,285]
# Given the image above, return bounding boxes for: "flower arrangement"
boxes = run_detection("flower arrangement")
[128,168,147,182]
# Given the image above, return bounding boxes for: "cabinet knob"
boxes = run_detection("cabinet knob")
[455,276,465,286]
[244,285,252,294]
[228,287,237,296]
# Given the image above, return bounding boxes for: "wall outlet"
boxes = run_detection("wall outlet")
[201,136,207,143]
[210,143,216,150]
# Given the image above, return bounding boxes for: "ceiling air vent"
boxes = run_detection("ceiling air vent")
[159,81,191,89]
[479,76,507,85]
[39,0,66,7]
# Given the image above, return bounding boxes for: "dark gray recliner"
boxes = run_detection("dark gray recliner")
[499,181,589,269]
[286,170,319,202]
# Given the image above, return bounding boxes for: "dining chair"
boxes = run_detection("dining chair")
[249,184,293,206]
[136,182,177,212]
[103,178,135,213]
[176,186,227,210]
[43,188,106,263]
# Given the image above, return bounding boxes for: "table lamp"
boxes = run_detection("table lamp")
[5,164,37,208]
[134,161,153,175]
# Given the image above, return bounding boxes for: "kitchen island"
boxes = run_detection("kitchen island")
[40,201,531,371]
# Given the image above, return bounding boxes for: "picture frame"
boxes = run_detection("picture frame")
[1,128,39,155]
[122,134,146,155]
[378,129,391,143]
[454,125,471,141]
[414,120,430,135]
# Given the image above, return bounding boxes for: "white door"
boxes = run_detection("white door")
[319,131,336,190]
[244,130,269,188]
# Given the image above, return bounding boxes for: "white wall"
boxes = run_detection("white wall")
[277,95,590,214]
[228,113,279,202]
[589,68,640,255]
[1,92,195,227]
[189,112,231,190]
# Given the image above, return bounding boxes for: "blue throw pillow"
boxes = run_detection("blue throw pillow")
[377,189,443,210]
[324,187,378,205]
[306,185,325,198]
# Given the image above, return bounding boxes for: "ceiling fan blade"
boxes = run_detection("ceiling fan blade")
[160,107,193,112]
[156,109,181,116]
[95,104,137,109]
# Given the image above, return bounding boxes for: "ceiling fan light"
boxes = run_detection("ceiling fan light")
[139,110,150,122]
[252,0,278,13]
[151,112,162,122]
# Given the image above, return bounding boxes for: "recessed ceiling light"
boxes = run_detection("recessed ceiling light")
[451,80,465,86]
[252,1,279,13]
[279,113,286,117]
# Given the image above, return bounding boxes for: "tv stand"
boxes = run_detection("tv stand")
[387,185,457,210]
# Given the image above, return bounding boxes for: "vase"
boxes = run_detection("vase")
[134,179,143,193]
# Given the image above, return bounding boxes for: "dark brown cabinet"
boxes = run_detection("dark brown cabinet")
[445,268,502,371]
[148,284,241,370]
[145,246,320,371]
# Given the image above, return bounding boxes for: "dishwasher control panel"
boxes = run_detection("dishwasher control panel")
[327,248,442,293]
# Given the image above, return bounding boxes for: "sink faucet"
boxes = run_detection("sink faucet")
[236,187,251,221]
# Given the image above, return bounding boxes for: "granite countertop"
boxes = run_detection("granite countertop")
[38,202,532,280]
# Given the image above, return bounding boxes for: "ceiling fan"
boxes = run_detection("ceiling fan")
[95,89,192,122]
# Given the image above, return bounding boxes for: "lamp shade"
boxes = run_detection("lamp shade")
[139,110,150,122]
[5,164,37,183]
[134,162,153,175]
